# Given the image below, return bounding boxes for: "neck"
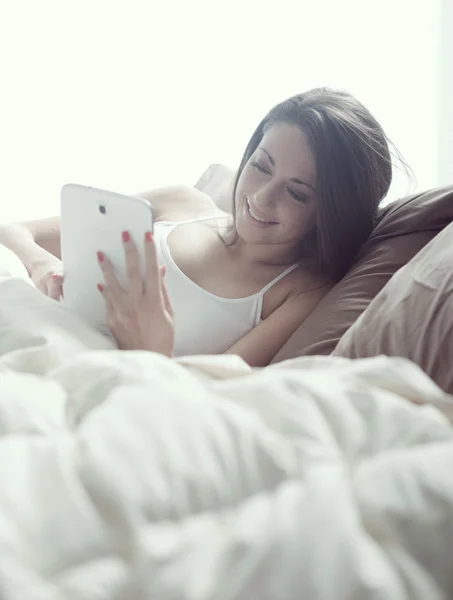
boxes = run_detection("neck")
[227,236,300,268]
[216,217,300,267]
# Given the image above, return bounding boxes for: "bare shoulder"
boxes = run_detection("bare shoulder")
[263,264,333,319]
[288,265,333,299]
[228,267,333,367]
[283,266,333,315]
[136,185,228,222]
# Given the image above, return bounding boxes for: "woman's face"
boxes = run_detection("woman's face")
[235,123,317,252]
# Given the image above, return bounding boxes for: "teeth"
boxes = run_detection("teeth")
[247,199,275,224]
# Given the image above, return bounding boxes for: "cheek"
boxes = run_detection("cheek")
[235,170,254,210]
[236,166,258,194]
[280,203,317,233]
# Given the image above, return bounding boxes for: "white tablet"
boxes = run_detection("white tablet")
[60,183,153,330]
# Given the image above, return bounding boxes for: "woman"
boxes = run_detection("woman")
[0,88,394,366]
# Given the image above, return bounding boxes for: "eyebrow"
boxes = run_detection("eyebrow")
[258,147,316,192]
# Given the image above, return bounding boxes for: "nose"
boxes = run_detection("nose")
[253,180,277,207]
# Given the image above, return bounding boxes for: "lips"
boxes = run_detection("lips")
[246,198,278,224]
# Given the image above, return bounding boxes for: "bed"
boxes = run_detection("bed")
[2,175,453,598]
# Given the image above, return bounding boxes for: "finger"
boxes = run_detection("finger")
[144,231,161,297]
[160,266,174,316]
[50,274,64,300]
[122,231,142,296]
[48,281,63,301]
[97,282,115,314]
[38,276,57,297]
[36,280,47,294]
[97,251,123,295]
[159,265,174,316]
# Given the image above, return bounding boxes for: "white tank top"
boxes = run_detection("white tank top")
[153,217,299,357]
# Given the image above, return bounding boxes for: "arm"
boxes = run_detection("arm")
[225,287,330,367]
[0,185,213,273]
[0,216,61,274]
[0,185,215,299]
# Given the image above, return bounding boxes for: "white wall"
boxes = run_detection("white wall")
[0,0,442,221]
[439,0,453,186]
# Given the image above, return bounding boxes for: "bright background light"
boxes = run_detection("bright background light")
[0,0,444,221]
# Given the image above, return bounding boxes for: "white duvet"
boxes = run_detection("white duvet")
[1,249,453,600]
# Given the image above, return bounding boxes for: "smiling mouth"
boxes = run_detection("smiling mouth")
[246,199,278,224]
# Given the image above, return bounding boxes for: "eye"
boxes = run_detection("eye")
[251,161,271,175]
[287,188,309,204]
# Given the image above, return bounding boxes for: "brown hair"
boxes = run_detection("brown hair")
[229,87,400,281]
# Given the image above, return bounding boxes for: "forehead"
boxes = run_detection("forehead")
[260,123,316,184]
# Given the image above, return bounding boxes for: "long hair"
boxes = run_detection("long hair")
[228,88,402,281]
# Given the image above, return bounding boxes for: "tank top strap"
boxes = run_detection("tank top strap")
[259,263,300,295]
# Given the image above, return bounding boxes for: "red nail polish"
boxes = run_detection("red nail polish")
[97,251,104,262]
[122,230,130,243]
[145,231,152,242]
[97,283,104,292]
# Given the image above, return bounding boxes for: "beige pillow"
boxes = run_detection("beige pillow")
[194,163,235,213]
[333,220,453,394]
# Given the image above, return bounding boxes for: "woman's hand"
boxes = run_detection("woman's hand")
[31,259,64,300]
[97,230,174,357]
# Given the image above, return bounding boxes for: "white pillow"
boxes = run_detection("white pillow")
[0,278,115,374]
[0,244,33,285]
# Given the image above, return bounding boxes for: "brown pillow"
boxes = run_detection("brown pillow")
[272,185,453,362]
[333,219,453,394]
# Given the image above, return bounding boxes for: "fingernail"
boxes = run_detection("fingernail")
[97,251,104,262]
[145,231,152,242]
[122,230,130,243]
[97,283,104,292]
[161,264,166,277]
[51,274,61,279]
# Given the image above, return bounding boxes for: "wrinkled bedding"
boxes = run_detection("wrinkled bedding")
[1,260,453,599]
